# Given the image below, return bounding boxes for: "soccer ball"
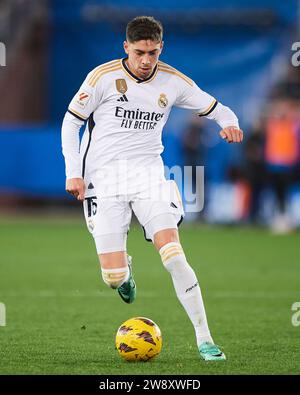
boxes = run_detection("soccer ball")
[115,317,162,362]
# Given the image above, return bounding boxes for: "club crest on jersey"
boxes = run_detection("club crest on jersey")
[76,91,91,108]
[158,93,168,108]
[116,79,128,94]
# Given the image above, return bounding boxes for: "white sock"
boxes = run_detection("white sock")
[159,242,213,346]
[101,266,129,289]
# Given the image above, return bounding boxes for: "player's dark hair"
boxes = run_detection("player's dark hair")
[126,16,163,43]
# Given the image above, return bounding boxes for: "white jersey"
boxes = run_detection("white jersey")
[68,59,217,173]
[63,58,239,195]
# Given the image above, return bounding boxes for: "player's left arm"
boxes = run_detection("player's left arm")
[220,126,243,143]
[174,77,243,143]
[203,102,243,144]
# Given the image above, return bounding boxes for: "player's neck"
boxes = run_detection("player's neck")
[124,58,156,81]
[124,59,144,80]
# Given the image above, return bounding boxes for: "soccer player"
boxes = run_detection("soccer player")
[61,16,243,361]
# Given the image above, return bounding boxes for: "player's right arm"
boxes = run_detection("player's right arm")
[61,68,103,201]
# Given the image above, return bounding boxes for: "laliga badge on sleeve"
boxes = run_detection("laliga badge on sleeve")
[76,91,91,108]
[115,79,128,94]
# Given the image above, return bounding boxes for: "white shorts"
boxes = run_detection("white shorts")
[83,180,184,254]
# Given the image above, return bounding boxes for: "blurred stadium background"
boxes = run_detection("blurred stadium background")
[0,0,300,230]
[1,0,300,375]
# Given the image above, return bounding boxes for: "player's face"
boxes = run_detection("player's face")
[124,40,163,79]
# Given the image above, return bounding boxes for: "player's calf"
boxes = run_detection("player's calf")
[158,241,214,346]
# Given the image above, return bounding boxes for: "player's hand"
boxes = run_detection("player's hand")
[66,178,86,201]
[220,126,243,143]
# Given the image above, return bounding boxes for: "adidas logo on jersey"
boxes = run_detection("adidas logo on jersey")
[117,94,128,102]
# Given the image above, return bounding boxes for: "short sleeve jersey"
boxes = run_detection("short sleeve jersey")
[67,58,217,177]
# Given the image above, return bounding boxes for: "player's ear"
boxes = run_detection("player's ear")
[159,41,164,54]
[123,41,129,55]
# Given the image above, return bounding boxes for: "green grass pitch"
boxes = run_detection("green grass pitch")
[0,215,299,375]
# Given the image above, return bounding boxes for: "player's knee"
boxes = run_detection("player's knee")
[99,251,127,267]
[101,266,129,289]
[154,229,179,251]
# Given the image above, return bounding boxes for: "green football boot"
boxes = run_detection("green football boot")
[117,255,136,304]
[199,342,226,361]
